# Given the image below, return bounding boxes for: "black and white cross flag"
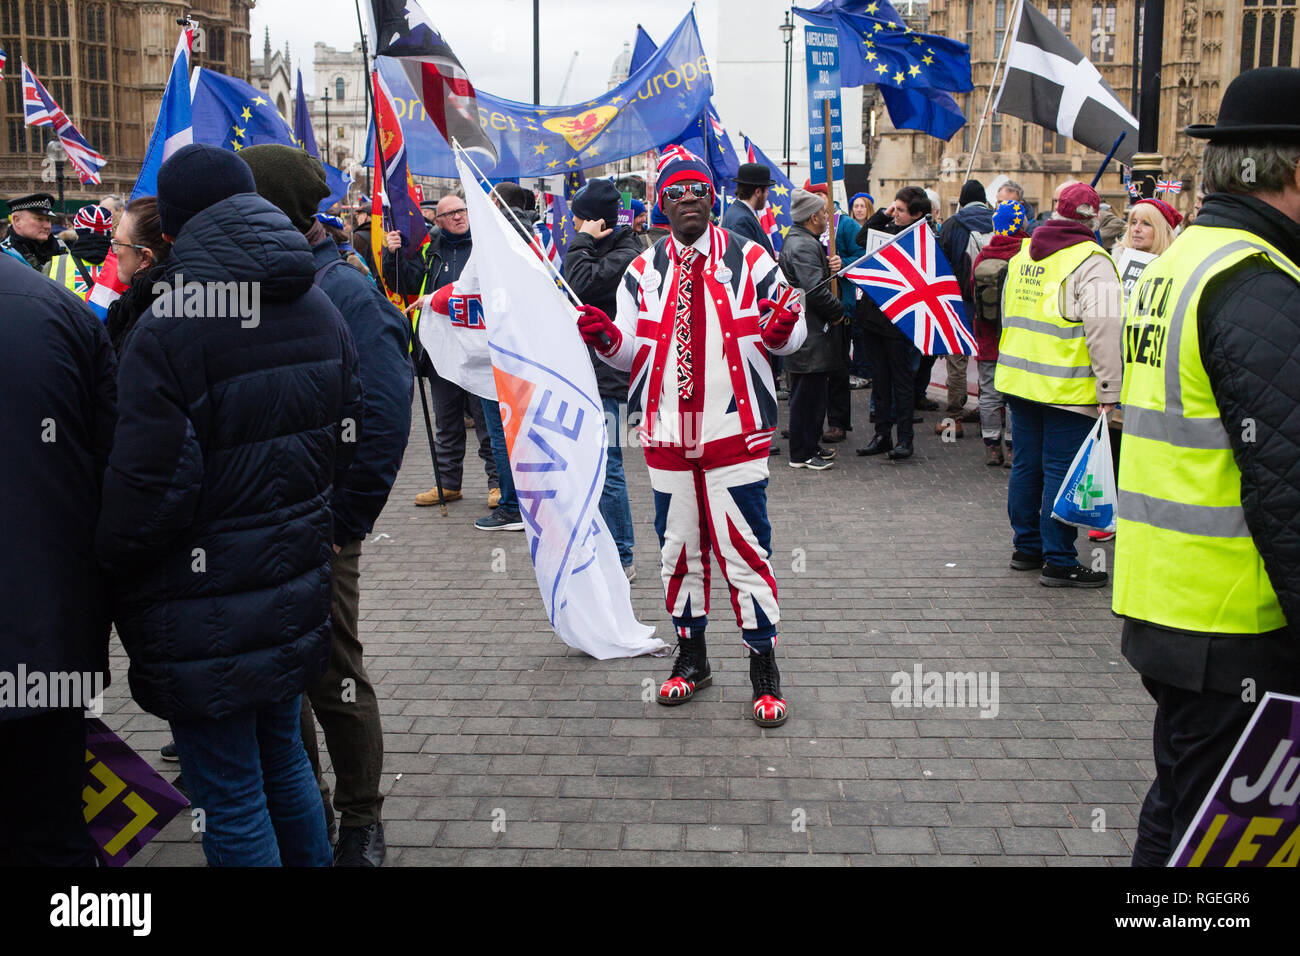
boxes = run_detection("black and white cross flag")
[993,0,1138,162]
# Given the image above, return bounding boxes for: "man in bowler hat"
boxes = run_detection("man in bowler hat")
[722,162,777,256]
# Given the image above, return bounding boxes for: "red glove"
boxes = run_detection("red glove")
[576,304,622,355]
[758,296,801,350]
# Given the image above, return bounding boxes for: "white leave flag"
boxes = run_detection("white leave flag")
[417,256,496,401]
[456,154,666,660]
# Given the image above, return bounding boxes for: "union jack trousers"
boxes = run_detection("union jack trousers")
[649,453,779,651]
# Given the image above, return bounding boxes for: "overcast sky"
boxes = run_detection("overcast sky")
[251,0,720,102]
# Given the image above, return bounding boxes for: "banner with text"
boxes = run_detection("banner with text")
[1171,692,1300,867]
[804,25,844,185]
[369,11,711,179]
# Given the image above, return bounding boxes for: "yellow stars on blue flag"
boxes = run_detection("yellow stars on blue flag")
[875,63,888,76]
[894,71,905,85]
[240,106,252,122]
[534,142,548,154]
[771,183,789,197]
[909,64,922,77]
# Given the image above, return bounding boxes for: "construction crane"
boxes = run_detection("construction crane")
[556,51,579,104]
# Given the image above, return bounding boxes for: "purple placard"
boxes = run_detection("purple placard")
[84,718,189,867]
[1171,692,1300,867]
[617,207,634,227]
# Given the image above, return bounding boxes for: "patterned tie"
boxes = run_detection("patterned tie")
[674,247,696,401]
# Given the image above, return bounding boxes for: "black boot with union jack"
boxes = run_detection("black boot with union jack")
[749,648,788,727]
[657,632,711,705]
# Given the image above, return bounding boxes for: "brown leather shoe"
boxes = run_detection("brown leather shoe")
[934,418,964,437]
[488,488,501,509]
[821,426,846,443]
[985,444,1004,466]
[415,487,462,506]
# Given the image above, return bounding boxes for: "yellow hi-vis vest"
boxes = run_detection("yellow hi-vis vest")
[994,240,1115,405]
[1112,225,1300,634]
[47,252,90,299]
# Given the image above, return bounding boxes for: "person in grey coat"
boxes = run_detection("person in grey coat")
[778,189,844,469]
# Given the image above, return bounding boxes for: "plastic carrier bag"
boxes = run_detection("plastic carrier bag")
[1050,413,1117,532]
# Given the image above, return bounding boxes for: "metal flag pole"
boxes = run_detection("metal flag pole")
[964,0,1023,182]
[1090,132,1127,187]
[358,0,448,516]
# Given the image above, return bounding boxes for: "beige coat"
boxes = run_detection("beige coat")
[1052,250,1124,420]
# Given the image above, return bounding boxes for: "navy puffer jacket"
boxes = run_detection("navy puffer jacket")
[97,193,363,722]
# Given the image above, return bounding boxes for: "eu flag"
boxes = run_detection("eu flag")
[795,2,969,141]
[192,68,351,211]
[741,136,794,253]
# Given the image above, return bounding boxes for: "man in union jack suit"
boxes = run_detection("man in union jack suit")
[577,146,806,728]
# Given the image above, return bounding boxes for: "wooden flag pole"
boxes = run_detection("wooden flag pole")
[822,97,838,297]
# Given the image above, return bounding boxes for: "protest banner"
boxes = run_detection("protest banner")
[1171,692,1300,867]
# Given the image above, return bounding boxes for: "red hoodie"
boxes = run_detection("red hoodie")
[969,231,1027,361]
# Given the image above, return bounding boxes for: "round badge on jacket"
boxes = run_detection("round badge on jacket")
[642,269,661,292]
[714,266,732,283]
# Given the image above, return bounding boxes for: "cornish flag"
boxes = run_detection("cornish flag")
[21,59,106,184]
[842,219,977,357]
[992,0,1138,163]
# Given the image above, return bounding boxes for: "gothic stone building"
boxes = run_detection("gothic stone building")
[867,0,1291,219]
[1,0,252,207]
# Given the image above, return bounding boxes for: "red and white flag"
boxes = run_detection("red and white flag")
[368,0,497,162]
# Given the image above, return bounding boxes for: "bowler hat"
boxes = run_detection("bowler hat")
[733,162,775,188]
[1186,67,1300,142]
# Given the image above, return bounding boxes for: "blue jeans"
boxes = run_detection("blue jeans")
[601,396,636,566]
[480,397,518,513]
[1006,396,1096,568]
[169,695,332,867]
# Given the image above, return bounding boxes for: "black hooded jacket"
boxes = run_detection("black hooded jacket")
[1122,192,1300,696]
[564,224,642,400]
[96,193,364,722]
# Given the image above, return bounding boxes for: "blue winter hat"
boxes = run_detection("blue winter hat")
[630,198,646,217]
[156,143,257,237]
[993,200,1028,236]
[849,191,875,209]
[650,204,669,226]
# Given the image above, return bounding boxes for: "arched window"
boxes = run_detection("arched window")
[1242,7,1258,71]
[995,0,1007,51]
[335,77,345,102]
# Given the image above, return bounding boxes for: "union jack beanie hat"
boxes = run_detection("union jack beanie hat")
[655,145,713,211]
[73,204,113,235]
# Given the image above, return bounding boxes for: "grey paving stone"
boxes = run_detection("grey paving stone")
[105,389,1152,869]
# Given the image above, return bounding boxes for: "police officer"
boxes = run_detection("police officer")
[1,193,60,272]
[996,182,1124,587]
[1114,67,1300,867]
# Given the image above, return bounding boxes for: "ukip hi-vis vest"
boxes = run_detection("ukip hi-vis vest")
[994,240,1115,405]
[1112,225,1300,634]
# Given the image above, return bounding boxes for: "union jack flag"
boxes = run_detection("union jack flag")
[1156,178,1182,195]
[1127,182,1141,200]
[842,219,977,356]
[0,46,7,79]
[22,59,105,185]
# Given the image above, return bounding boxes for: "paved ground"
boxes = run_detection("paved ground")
[110,382,1150,866]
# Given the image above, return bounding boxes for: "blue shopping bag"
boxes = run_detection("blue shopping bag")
[1050,413,1117,532]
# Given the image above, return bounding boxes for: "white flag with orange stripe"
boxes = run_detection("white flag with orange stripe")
[456,153,665,659]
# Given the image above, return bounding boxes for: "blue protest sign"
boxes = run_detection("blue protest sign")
[804,25,843,185]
